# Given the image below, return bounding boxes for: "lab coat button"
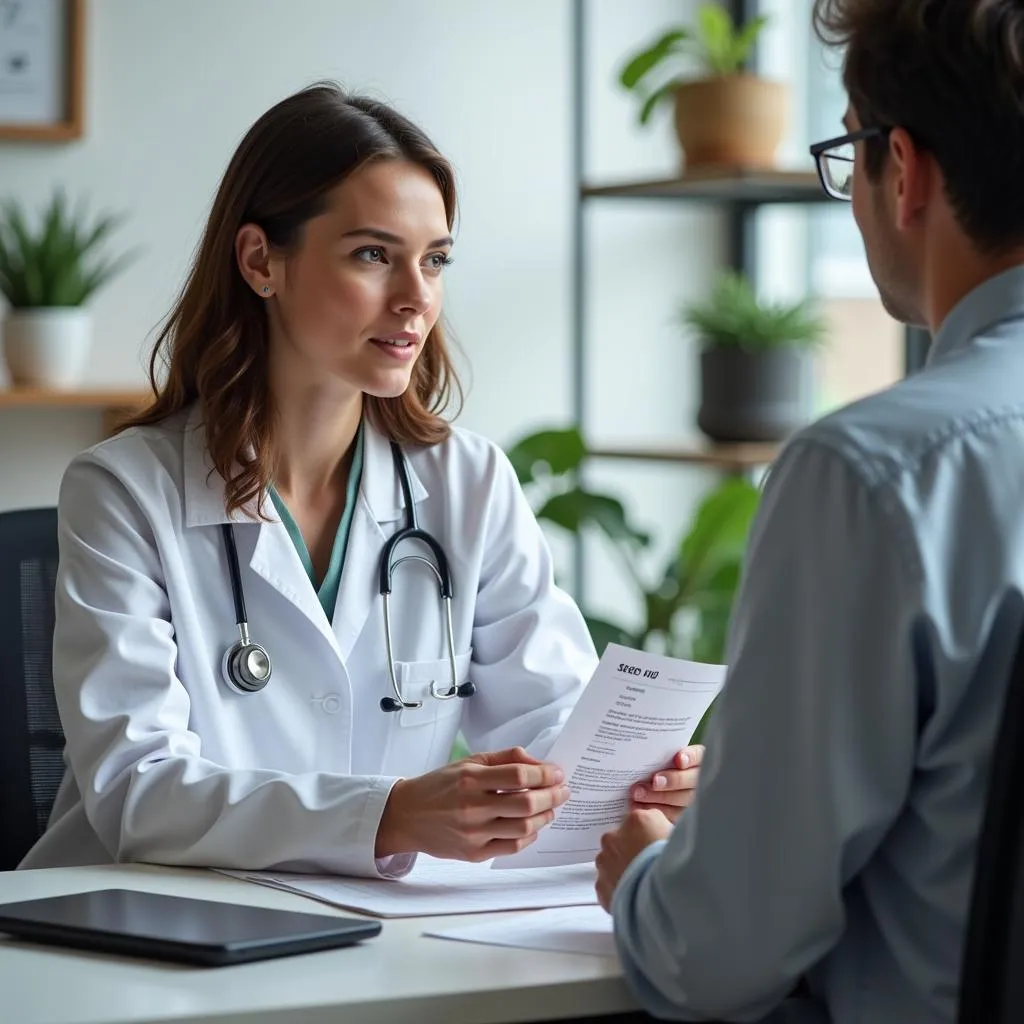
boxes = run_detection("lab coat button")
[318,693,342,715]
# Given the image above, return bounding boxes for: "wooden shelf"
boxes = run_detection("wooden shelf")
[582,167,827,204]
[0,387,150,409]
[0,387,151,437]
[589,441,780,472]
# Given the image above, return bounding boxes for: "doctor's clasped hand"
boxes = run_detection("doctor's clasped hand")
[376,747,570,862]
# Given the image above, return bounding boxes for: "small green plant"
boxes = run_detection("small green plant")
[506,427,760,664]
[0,190,136,308]
[681,272,828,353]
[620,3,769,124]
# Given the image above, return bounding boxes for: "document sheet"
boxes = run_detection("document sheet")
[494,643,725,869]
[425,904,616,957]
[222,855,598,918]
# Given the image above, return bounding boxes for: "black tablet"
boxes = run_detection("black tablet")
[0,888,381,966]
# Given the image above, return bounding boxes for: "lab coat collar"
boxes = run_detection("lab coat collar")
[182,406,265,527]
[360,417,430,524]
[181,405,429,528]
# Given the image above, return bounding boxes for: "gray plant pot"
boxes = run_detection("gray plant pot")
[697,345,814,443]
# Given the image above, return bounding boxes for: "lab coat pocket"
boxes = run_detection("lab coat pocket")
[388,651,472,774]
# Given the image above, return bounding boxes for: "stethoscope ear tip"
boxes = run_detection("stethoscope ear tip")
[457,681,476,698]
[380,697,404,713]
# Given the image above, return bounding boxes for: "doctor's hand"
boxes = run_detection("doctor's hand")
[375,746,571,863]
[629,744,703,823]
[595,807,673,912]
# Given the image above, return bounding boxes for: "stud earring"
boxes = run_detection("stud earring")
[261,285,271,295]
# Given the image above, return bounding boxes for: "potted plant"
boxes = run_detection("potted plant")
[682,272,828,443]
[0,190,136,388]
[505,426,760,665]
[619,2,786,170]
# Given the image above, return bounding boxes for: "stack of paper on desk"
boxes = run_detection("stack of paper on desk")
[424,905,616,957]
[223,855,597,918]
[495,643,726,869]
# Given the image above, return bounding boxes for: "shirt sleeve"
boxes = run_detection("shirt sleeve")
[611,438,921,1021]
[462,445,598,759]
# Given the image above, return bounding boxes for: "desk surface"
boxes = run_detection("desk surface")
[0,863,636,1024]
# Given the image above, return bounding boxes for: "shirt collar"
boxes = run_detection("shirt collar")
[928,264,1024,364]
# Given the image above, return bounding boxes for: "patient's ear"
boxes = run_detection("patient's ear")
[889,128,932,233]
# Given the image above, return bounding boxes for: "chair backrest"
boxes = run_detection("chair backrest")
[958,626,1024,1022]
[0,507,63,871]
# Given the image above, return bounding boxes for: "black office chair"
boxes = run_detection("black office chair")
[958,626,1024,1022]
[0,507,64,871]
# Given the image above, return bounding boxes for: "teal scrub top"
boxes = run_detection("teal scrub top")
[269,423,365,619]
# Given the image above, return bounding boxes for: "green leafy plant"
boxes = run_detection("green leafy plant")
[620,3,769,124]
[507,427,760,665]
[681,272,828,353]
[0,190,137,308]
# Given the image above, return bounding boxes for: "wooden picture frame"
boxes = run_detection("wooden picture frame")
[0,0,84,141]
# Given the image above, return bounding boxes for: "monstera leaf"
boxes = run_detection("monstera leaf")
[677,477,759,594]
[537,488,650,549]
[506,427,586,486]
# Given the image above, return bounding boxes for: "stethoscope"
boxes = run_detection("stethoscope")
[220,441,476,712]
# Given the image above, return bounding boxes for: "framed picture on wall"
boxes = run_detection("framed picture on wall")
[0,0,84,141]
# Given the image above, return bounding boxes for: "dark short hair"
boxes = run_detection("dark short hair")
[814,0,1024,253]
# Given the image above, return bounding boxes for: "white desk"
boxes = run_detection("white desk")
[0,864,638,1024]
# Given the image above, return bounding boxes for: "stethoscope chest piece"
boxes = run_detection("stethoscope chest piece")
[222,634,273,694]
[220,523,273,694]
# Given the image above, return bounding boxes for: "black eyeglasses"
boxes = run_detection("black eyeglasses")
[809,127,889,201]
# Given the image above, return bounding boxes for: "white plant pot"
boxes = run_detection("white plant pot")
[2,307,92,389]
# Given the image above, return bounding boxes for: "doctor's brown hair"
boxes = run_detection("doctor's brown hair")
[121,83,463,516]
[813,0,1024,254]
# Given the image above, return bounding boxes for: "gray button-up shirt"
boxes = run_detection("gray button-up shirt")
[612,266,1024,1023]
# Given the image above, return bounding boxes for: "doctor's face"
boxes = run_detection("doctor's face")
[263,159,452,399]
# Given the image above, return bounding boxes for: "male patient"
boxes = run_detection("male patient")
[595,2,1024,1022]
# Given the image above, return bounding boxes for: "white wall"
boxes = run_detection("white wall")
[0,0,718,627]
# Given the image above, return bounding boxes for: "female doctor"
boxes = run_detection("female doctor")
[21,84,702,877]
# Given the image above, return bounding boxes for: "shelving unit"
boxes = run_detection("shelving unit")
[581,168,823,204]
[575,156,831,472]
[589,441,780,473]
[571,0,833,443]
[568,0,832,589]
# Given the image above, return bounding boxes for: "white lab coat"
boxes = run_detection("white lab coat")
[20,407,597,877]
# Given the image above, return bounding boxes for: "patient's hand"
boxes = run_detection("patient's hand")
[629,744,703,823]
[595,807,673,911]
